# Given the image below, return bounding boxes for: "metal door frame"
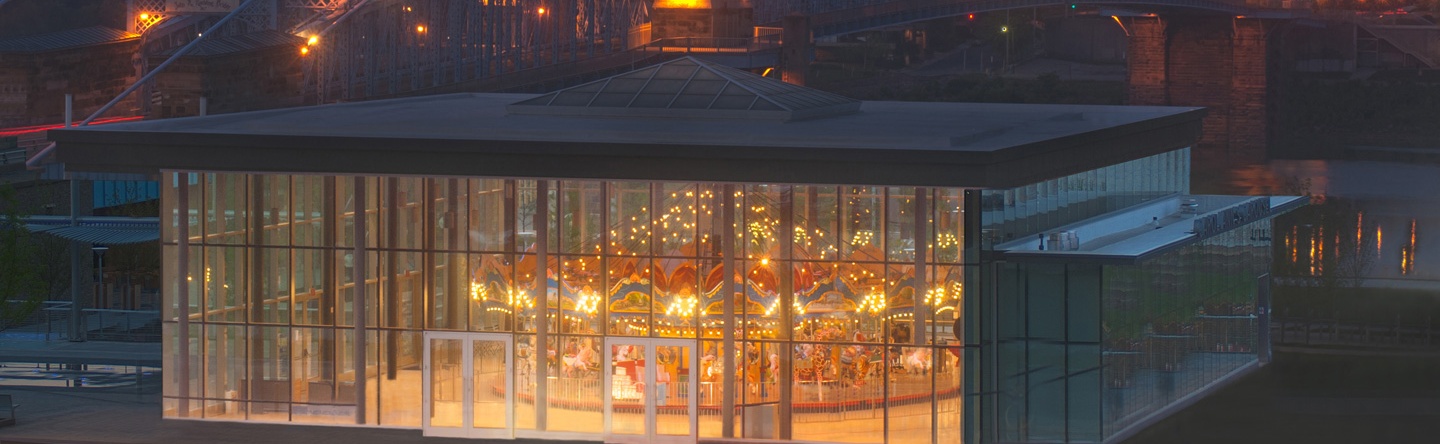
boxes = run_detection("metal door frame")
[422,331,514,439]
[603,337,699,443]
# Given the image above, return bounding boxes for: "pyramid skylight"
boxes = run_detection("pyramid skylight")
[507,57,861,122]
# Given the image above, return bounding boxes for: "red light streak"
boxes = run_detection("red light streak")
[0,116,146,139]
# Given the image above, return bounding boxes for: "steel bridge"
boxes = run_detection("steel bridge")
[121,0,1301,104]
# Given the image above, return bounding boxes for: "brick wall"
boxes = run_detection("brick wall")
[1127,17,1268,163]
[1127,18,1167,106]
[148,45,302,119]
[0,40,140,128]
[1229,19,1267,163]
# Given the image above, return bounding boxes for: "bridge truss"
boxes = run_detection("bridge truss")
[126,0,1296,104]
[303,0,652,102]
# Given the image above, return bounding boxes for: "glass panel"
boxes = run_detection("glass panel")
[473,338,508,430]
[608,257,652,336]
[468,179,507,252]
[794,185,838,261]
[889,347,934,444]
[203,324,245,419]
[842,186,884,262]
[609,181,651,256]
[655,343,691,437]
[609,342,646,436]
[293,248,327,326]
[656,258,699,338]
[887,187,916,262]
[560,255,603,334]
[254,247,290,324]
[291,175,325,248]
[261,175,290,246]
[246,326,290,422]
[657,183,698,257]
[697,340,724,438]
[560,181,603,255]
[550,336,602,433]
[514,334,538,431]
[470,253,513,331]
[429,337,463,429]
[380,330,421,426]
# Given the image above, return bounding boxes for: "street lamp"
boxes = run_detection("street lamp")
[93,245,108,309]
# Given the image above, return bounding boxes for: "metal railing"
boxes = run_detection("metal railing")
[0,149,26,166]
[0,300,160,342]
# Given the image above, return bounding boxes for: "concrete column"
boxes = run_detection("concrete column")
[780,15,810,86]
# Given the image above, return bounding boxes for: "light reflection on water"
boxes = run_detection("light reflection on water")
[1196,159,1440,285]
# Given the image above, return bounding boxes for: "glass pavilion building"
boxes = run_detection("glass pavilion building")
[51,58,1301,444]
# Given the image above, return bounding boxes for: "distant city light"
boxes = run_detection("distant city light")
[1000,26,1008,32]
[308,36,319,45]
[416,25,426,33]
[537,7,546,14]
[404,6,412,12]
[300,46,309,55]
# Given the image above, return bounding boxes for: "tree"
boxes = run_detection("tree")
[0,184,45,331]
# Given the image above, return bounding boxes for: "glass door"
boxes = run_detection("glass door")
[423,332,513,439]
[604,338,697,443]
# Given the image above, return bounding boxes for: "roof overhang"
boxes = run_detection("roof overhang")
[24,216,160,245]
[49,93,1206,189]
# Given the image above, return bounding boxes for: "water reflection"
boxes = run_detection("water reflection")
[1197,159,1439,286]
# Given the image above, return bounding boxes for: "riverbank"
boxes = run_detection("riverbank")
[1124,350,1440,444]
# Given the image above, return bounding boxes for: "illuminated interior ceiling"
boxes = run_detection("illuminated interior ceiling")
[506,56,860,122]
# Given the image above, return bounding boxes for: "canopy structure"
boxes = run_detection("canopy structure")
[23,215,160,245]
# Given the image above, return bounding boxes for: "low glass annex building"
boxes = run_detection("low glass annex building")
[51,58,1300,444]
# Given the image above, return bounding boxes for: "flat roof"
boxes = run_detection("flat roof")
[51,92,1205,188]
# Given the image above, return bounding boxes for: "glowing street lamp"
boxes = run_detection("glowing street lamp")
[416,25,426,33]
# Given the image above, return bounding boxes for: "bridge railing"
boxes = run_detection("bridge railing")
[0,149,25,166]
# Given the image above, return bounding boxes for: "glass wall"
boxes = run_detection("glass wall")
[1099,218,1273,439]
[161,172,972,443]
[983,263,1103,443]
[979,148,1189,247]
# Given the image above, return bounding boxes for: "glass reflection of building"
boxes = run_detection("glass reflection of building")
[57,58,1300,443]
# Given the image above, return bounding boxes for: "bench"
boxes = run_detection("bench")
[0,394,16,426]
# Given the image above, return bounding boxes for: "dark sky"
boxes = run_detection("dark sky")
[0,0,127,38]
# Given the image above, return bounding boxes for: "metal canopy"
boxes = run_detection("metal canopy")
[23,216,160,245]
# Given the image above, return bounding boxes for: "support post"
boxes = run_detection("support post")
[353,177,368,424]
[721,184,737,437]
[534,180,549,430]
[176,174,191,416]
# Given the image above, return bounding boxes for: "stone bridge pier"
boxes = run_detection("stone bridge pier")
[1128,16,1269,164]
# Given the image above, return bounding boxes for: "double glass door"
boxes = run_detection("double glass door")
[422,332,513,439]
[604,338,697,443]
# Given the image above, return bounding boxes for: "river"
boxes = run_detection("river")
[1125,158,1440,444]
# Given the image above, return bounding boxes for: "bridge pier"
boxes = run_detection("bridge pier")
[1128,16,1270,164]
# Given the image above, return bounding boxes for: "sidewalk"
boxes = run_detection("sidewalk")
[0,385,595,444]
[0,341,160,368]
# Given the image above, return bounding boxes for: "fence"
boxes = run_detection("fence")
[0,300,160,342]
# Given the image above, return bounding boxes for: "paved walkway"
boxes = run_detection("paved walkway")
[0,341,161,367]
[0,385,595,444]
